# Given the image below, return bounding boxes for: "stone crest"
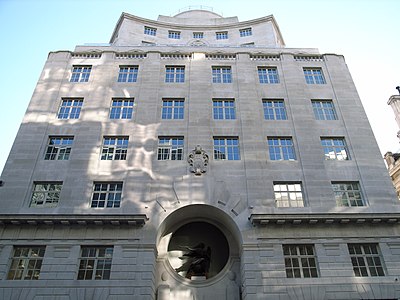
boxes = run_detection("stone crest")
[188,145,209,176]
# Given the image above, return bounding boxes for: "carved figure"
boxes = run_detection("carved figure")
[175,242,211,278]
[188,145,209,176]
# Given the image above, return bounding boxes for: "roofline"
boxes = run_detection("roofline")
[109,12,285,46]
[173,9,222,18]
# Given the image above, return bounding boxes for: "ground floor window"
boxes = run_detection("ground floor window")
[78,246,114,280]
[7,246,46,280]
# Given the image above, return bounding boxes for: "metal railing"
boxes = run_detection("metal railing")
[171,5,223,17]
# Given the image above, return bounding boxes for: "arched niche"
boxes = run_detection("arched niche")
[157,204,242,282]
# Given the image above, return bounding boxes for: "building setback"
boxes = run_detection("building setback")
[0,8,400,300]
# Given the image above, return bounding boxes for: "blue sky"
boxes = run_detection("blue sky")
[0,0,399,173]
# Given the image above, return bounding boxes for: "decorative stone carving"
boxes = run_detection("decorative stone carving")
[189,40,207,47]
[188,145,209,175]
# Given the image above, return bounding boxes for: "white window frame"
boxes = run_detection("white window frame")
[30,182,62,208]
[44,136,74,160]
[109,99,134,119]
[117,66,138,83]
[7,247,46,280]
[348,244,385,277]
[100,136,129,160]
[332,182,364,207]
[212,66,232,83]
[144,26,157,36]
[216,31,228,40]
[312,100,338,120]
[70,65,91,82]
[91,182,123,208]
[77,246,114,280]
[168,31,181,39]
[274,182,304,207]
[321,137,349,160]
[212,99,236,120]
[57,98,83,119]
[213,137,240,160]
[303,68,326,84]
[283,244,319,278]
[258,67,279,84]
[162,99,184,120]
[239,28,252,37]
[165,66,185,83]
[157,137,184,161]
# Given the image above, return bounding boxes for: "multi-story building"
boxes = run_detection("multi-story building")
[385,94,400,201]
[0,8,399,300]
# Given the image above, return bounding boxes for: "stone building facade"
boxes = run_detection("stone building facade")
[385,95,400,201]
[0,9,400,300]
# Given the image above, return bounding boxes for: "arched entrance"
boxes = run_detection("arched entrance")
[156,204,242,300]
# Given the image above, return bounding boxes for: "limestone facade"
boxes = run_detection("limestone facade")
[0,9,399,300]
[386,95,400,202]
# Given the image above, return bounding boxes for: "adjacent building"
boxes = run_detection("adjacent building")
[385,94,400,201]
[1,8,399,300]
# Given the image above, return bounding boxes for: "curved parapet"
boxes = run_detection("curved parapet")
[110,9,285,48]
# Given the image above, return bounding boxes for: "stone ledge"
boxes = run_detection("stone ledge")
[249,213,400,226]
[0,214,148,226]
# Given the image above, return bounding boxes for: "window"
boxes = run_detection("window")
[213,137,240,160]
[117,66,138,83]
[144,26,157,36]
[216,31,228,40]
[70,66,91,82]
[44,136,74,160]
[91,182,123,208]
[110,99,134,119]
[312,100,337,120]
[283,245,318,278]
[332,182,364,207]
[193,32,204,39]
[239,28,252,37]
[321,137,349,160]
[274,182,304,207]
[57,98,83,119]
[258,67,279,84]
[213,99,236,120]
[168,31,181,39]
[262,100,287,120]
[165,66,185,83]
[101,136,129,160]
[78,246,113,280]
[303,68,326,84]
[30,182,62,208]
[7,247,46,280]
[212,66,232,83]
[268,137,296,161]
[157,137,184,161]
[162,99,184,120]
[348,244,385,277]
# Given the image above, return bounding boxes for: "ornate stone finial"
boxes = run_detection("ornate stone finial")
[188,145,209,175]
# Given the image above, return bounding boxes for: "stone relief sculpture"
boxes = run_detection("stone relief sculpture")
[188,145,209,176]
[175,242,211,278]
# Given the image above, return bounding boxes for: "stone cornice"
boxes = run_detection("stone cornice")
[57,48,330,58]
[0,214,148,226]
[249,213,400,226]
